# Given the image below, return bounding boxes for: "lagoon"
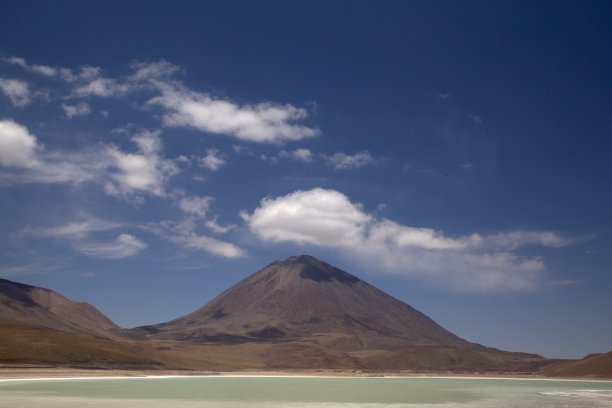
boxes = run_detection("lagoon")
[1,376,611,407]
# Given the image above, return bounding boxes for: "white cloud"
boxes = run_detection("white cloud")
[321,151,374,169]
[241,188,370,246]
[242,188,575,293]
[73,233,147,259]
[143,219,245,258]
[178,195,213,217]
[5,56,58,77]
[105,130,178,200]
[0,119,39,167]
[198,148,226,171]
[0,78,30,107]
[62,101,91,118]
[205,217,237,234]
[0,124,178,202]
[149,82,319,143]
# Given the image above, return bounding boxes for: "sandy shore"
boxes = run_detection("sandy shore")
[0,366,610,382]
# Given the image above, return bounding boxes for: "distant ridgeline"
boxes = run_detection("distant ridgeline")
[0,256,607,376]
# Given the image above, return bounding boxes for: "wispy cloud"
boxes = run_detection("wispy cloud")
[62,101,91,118]
[73,75,131,98]
[0,262,58,277]
[129,60,183,82]
[25,217,120,239]
[166,233,245,259]
[0,78,30,107]
[205,217,237,234]
[279,148,314,163]
[143,219,245,258]
[321,151,375,170]
[198,148,226,171]
[242,188,578,293]
[177,195,213,218]
[0,148,109,185]
[4,56,59,77]
[23,216,147,260]
[467,113,482,124]
[8,58,131,98]
[72,233,147,259]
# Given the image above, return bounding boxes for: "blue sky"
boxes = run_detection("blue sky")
[1,1,610,359]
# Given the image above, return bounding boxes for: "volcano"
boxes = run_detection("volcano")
[137,255,545,371]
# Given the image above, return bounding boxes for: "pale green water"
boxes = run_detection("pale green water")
[1,376,611,407]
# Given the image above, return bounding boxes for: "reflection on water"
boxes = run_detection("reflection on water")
[1,377,611,408]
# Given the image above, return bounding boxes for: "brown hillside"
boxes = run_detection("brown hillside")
[0,278,120,337]
[540,351,612,379]
[0,319,164,369]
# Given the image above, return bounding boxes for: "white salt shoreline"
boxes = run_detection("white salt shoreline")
[1,374,611,384]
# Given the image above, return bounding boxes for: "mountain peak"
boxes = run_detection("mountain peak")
[283,254,321,264]
[278,255,361,285]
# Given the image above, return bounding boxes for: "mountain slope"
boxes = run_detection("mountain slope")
[142,255,462,346]
[540,351,612,378]
[0,278,174,369]
[0,278,120,337]
[0,319,166,368]
[138,255,545,371]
